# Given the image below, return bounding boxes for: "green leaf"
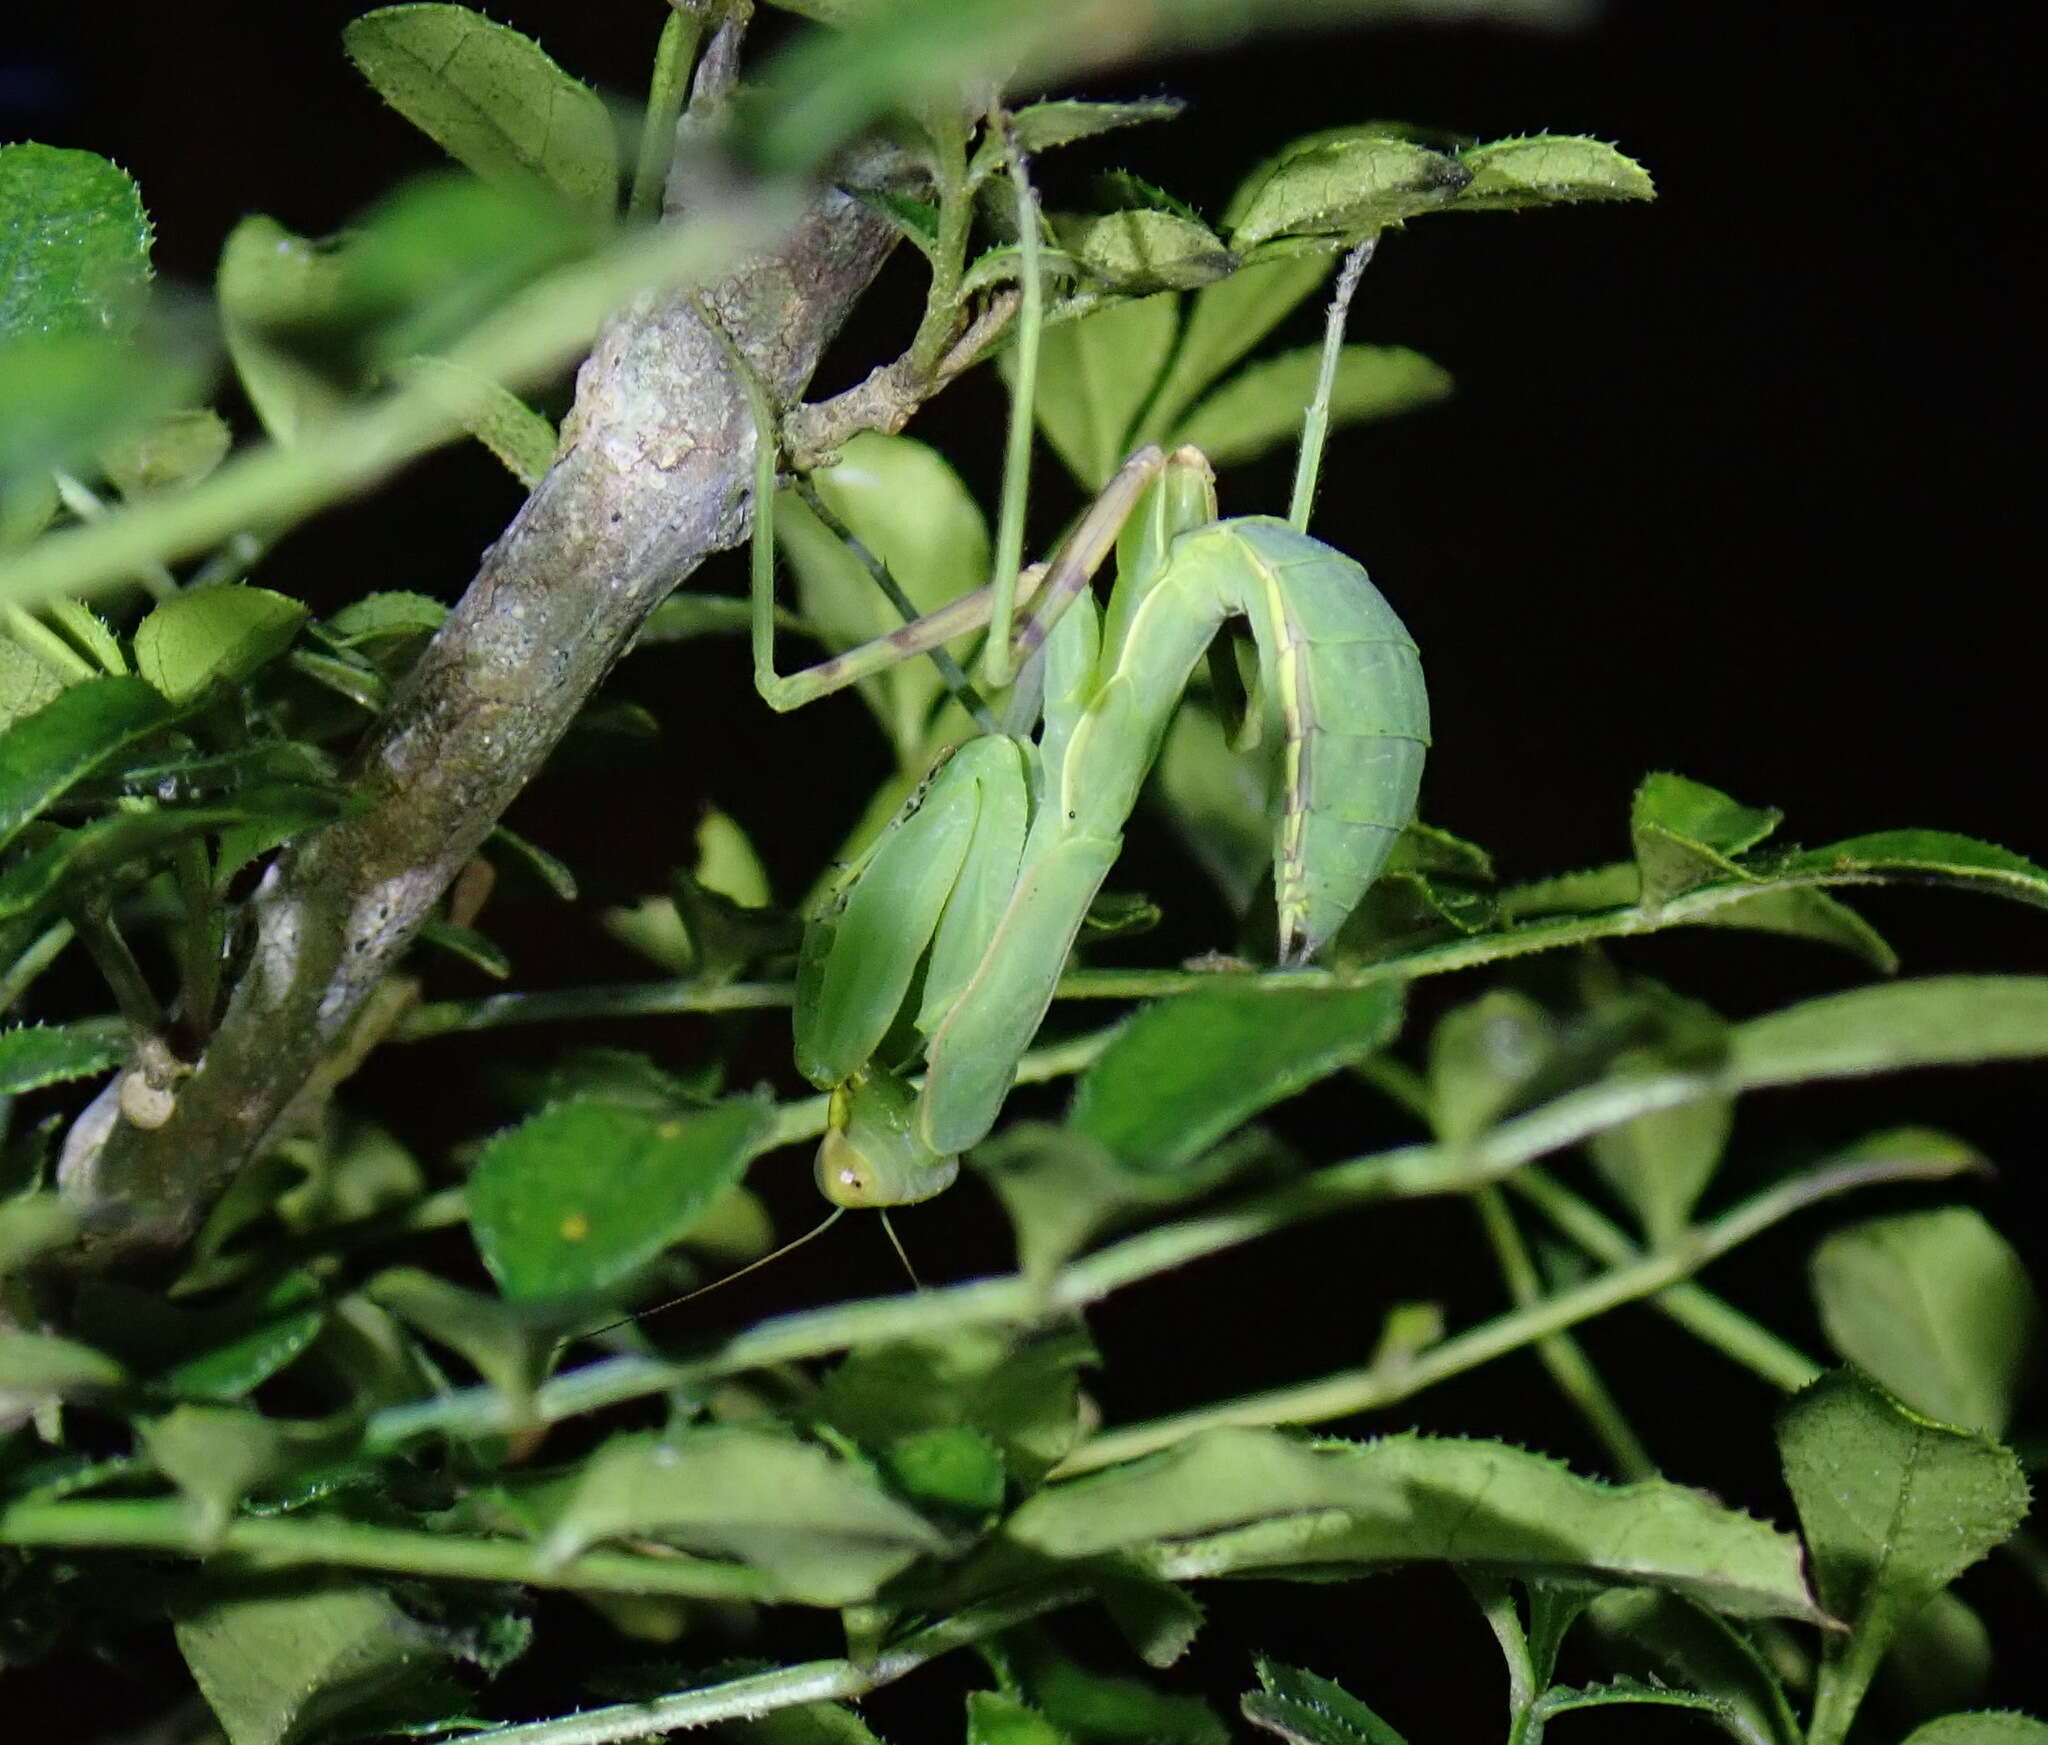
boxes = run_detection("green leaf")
[1017,293,1179,490]
[969,1693,1072,1745]
[1733,976,2048,1086]
[1010,1427,1823,1622]
[1004,99,1184,161]
[696,807,772,908]
[1066,209,1236,294]
[541,1426,949,1604]
[415,917,512,979]
[0,1017,126,1094]
[1530,1679,1732,1729]
[322,590,447,648]
[0,1328,126,1413]
[1134,253,1334,446]
[1687,885,1898,973]
[133,587,308,703]
[775,430,991,761]
[1169,344,1450,466]
[1902,1719,2048,1745]
[1150,696,1270,910]
[1631,772,1780,906]
[1226,131,1470,247]
[1810,1208,2040,1436]
[1775,830,2048,910]
[142,1404,298,1536]
[467,1094,771,1300]
[0,144,152,342]
[1884,1592,1996,1724]
[1242,1659,1409,1745]
[343,5,618,219]
[0,674,178,850]
[1586,1589,1801,1745]
[820,1326,1096,1488]
[366,1266,549,1409]
[488,824,577,901]
[176,1577,471,1745]
[0,1195,80,1277]
[989,1625,1226,1745]
[98,407,233,497]
[1778,1370,2032,1745]
[1454,135,1655,211]
[0,634,68,729]
[846,185,941,256]
[1069,982,1403,1169]
[884,1425,1007,1512]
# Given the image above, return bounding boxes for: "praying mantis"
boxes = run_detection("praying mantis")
[740,429,1429,1208]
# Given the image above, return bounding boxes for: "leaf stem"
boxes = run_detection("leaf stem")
[629,2,707,223]
[1472,1186,1656,1480]
[981,111,1043,688]
[0,920,75,1019]
[71,903,164,1036]
[1288,237,1375,532]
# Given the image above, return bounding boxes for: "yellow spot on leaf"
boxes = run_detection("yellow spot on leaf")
[560,1212,590,1242]
[657,1120,683,1141]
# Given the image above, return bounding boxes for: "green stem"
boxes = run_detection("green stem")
[0,1497,776,1601]
[907,108,972,377]
[453,1582,1086,1745]
[1056,1140,1976,1473]
[981,112,1043,689]
[1472,1186,1656,1480]
[1288,237,1375,533]
[0,920,75,1019]
[1507,1167,1822,1392]
[71,904,164,1035]
[793,476,1000,732]
[173,837,224,1042]
[629,3,706,224]
[362,1090,1968,1458]
[50,470,179,598]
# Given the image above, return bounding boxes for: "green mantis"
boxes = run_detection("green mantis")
[746,437,1429,1207]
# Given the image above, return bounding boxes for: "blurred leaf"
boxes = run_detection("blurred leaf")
[1733,976,2048,1086]
[969,1694,1071,1745]
[344,5,618,219]
[0,1017,126,1094]
[133,587,307,703]
[542,1426,949,1604]
[1779,1370,2031,1740]
[216,215,352,444]
[1226,131,1470,247]
[1017,294,1178,490]
[142,1405,298,1536]
[98,407,232,497]
[1011,1427,1824,1621]
[488,824,577,901]
[1453,135,1655,211]
[1427,988,1554,1148]
[176,1576,472,1745]
[367,1266,549,1408]
[1902,1719,2048,1745]
[777,430,990,761]
[468,1094,770,1300]
[0,143,152,342]
[0,675,179,849]
[1170,344,1449,466]
[0,1328,126,1413]
[398,353,557,485]
[1070,981,1403,1169]
[1066,209,1235,294]
[696,807,773,908]
[1135,254,1333,446]
[885,1426,1007,1512]
[1587,1589,1801,1745]
[1883,1592,1995,1726]
[0,1194,79,1277]
[1151,696,1270,910]
[415,917,512,979]
[1242,1658,1409,1745]
[1810,1207,2039,1436]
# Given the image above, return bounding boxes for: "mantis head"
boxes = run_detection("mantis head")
[815,1068,961,1208]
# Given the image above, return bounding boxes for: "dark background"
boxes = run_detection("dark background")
[5,1,2044,1738]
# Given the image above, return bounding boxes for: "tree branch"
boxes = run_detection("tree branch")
[57,144,899,1262]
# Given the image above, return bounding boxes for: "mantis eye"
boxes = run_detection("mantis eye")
[815,1072,961,1208]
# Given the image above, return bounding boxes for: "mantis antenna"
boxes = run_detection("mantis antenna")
[565,1207,846,1343]
[876,1209,923,1290]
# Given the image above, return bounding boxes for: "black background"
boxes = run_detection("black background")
[5,1,2045,1738]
